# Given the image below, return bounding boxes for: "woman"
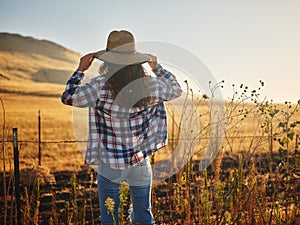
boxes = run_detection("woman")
[61,30,182,225]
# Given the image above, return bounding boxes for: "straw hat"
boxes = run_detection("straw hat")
[94,30,150,65]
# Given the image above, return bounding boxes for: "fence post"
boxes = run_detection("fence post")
[13,128,21,225]
[38,110,41,166]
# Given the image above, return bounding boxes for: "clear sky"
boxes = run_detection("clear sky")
[1,0,299,103]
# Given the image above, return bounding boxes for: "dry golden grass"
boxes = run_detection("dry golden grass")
[1,33,299,174]
[0,33,99,172]
[1,89,299,173]
[1,34,300,225]
[0,92,84,172]
[0,91,182,172]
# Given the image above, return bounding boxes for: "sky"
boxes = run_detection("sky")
[1,0,300,103]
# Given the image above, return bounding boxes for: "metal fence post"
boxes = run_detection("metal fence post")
[13,128,21,225]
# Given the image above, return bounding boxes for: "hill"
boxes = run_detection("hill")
[0,32,82,96]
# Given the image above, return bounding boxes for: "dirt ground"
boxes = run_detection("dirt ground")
[1,151,299,224]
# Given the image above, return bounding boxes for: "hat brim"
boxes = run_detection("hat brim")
[94,50,150,65]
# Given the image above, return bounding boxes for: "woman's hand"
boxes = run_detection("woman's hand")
[76,52,97,72]
[145,53,158,69]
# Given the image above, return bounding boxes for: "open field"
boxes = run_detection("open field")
[0,92,83,172]
[1,88,300,224]
[2,89,298,173]
[1,33,299,224]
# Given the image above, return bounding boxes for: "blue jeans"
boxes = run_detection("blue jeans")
[98,157,155,225]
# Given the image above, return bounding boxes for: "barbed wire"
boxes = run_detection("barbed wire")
[1,135,270,144]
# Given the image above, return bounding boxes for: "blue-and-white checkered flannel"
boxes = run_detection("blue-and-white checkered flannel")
[61,64,182,169]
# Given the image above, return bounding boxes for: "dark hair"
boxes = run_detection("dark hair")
[99,63,152,108]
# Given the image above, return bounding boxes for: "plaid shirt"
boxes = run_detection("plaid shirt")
[61,64,182,169]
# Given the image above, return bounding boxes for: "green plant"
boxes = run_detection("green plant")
[276,101,300,169]
[65,201,70,225]
[259,100,280,158]
[32,178,41,225]
[70,173,78,223]
[201,170,211,225]
[48,216,54,225]
[51,193,58,225]
[259,100,300,160]
[213,181,224,225]
[105,197,116,225]
[80,200,86,225]
[119,182,129,225]
[88,169,95,225]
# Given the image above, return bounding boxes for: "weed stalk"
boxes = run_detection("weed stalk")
[70,173,78,224]
[105,197,116,225]
[119,182,129,225]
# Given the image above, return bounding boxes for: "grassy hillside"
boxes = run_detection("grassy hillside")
[0,32,80,80]
[0,32,82,98]
[0,33,103,172]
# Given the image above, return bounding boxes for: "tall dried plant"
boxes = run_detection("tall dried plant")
[1,97,7,225]
[70,173,78,224]
[23,187,30,225]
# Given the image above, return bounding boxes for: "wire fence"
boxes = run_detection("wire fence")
[2,104,297,171]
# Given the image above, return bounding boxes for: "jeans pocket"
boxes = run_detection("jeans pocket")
[99,163,122,180]
[141,158,152,177]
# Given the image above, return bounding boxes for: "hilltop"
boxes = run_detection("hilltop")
[0,32,82,96]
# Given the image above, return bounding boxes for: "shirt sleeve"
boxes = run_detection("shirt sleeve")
[151,64,182,101]
[61,71,100,107]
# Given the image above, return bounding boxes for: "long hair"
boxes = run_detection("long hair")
[99,63,152,108]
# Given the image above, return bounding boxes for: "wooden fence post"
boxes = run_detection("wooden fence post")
[13,128,21,225]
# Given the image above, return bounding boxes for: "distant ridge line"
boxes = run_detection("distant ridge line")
[0,32,80,63]
[0,89,61,98]
[0,32,77,54]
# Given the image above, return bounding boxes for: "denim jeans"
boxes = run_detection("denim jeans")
[98,157,155,225]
